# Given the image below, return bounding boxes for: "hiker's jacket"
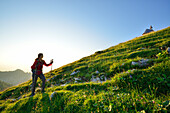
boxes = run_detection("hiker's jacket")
[31,58,52,75]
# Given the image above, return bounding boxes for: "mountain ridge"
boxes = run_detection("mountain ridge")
[0,26,169,113]
[0,69,31,86]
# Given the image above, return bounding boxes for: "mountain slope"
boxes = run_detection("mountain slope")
[0,27,170,113]
[0,80,12,91]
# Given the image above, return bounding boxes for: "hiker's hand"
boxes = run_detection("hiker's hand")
[50,59,53,64]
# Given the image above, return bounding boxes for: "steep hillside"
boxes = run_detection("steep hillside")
[0,80,12,91]
[0,69,31,86]
[0,27,170,113]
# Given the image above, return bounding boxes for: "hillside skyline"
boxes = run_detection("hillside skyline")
[0,69,30,73]
[0,26,169,112]
[0,69,31,86]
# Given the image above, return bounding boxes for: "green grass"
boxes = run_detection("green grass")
[0,27,170,113]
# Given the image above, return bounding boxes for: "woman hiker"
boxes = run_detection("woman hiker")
[31,53,53,97]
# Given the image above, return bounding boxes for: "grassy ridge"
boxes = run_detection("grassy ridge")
[0,27,170,113]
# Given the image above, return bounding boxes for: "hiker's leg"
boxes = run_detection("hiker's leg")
[32,75,38,95]
[31,69,35,85]
[39,73,46,92]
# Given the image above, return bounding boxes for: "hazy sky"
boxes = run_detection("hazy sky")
[0,0,170,73]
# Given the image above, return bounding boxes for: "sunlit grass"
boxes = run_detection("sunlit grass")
[0,27,170,112]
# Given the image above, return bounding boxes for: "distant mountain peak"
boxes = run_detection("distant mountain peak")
[15,69,24,72]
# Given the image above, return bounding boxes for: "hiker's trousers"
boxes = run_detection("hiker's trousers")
[31,70,46,94]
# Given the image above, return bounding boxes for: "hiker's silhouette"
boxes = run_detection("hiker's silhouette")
[31,53,53,97]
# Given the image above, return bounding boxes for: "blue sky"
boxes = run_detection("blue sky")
[0,0,170,72]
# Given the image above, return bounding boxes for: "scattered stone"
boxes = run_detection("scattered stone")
[95,71,100,74]
[35,87,42,93]
[100,75,104,80]
[139,59,149,63]
[166,47,170,54]
[91,74,107,83]
[91,75,95,78]
[74,78,81,81]
[91,78,97,82]
[70,70,80,76]
[11,99,16,102]
[47,78,51,82]
[90,77,96,82]
[17,96,22,100]
[131,61,138,65]
[100,75,107,81]
[139,59,150,66]
[96,77,100,81]
[91,75,98,82]
[130,75,133,78]
[131,59,151,67]
[60,84,67,86]
[104,77,107,81]
[74,77,82,83]
[50,91,57,99]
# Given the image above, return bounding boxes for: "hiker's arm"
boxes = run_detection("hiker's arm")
[43,60,53,66]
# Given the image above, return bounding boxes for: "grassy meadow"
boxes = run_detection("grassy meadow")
[0,27,170,113]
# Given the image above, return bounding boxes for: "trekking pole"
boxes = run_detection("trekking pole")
[50,59,53,86]
[50,59,53,76]
[51,64,52,76]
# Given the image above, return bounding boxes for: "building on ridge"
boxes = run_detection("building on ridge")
[142,26,154,35]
